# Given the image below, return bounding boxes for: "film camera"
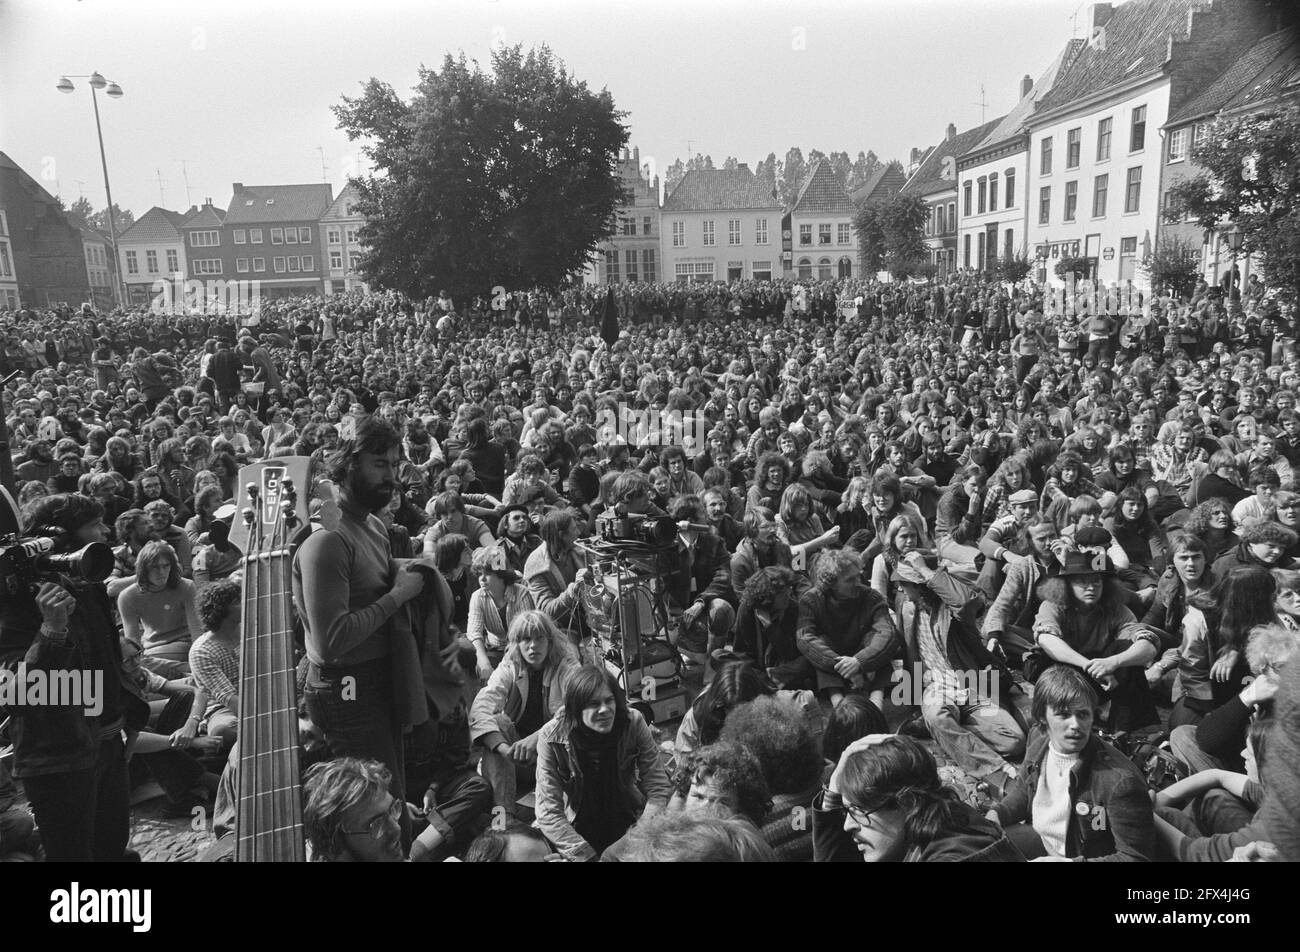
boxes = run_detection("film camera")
[0,485,115,597]
[595,506,677,547]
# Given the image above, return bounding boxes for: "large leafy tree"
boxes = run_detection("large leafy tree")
[333,45,629,300]
[1169,106,1300,302]
[853,193,926,277]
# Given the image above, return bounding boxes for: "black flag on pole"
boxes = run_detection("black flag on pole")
[600,288,619,348]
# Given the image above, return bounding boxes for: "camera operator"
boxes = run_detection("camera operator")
[0,494,140,861]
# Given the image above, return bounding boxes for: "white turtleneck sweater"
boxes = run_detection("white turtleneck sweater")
[1032,745,1081,858]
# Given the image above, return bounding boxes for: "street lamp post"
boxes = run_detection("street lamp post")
[1225,226,1244,300]
[57,72,125,308]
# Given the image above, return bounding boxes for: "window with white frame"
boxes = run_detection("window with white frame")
[674,261,715,283]
[1130,105,1146,152]
[166,249,179,272]
[625,249,638,282]
[751,260,771,281]
[1093,174,1108,217]
[990,172,999,212]
[146,250,158,273]
[0,210,7,236]
[1041,136,1053,175]
[1192,122,1208,149]
[0,239,13,278]
[838,223,850,244]
[288,256,300,272]
[1124,166,1142,213]
[233,229,247,244]
[643,216,652,236]
[193,259,222,275]
[1004,172,1015,208]
[672,221,685,247]
[1064,181,1078,221]
[348,252,361,269]
[345,227,359,244]
[299,227,312,243]
[728,219,741,245]
[703,221,715,246]
[1167,128,1188,162]
[727,261,743,281]
[1038,186,1051,224]
[274,257,286,273]
[330,251,343,269]
[1067,127,1081,169]
[605,250,619,283]
[799,224,812,246]
[253,257,265,272]
[271,228,284,245]
[818,224,831,245]
[236,258,249,273]
[755,219,768,244]
[190,230,219,247]
[328,228,341,245]
[302,254,314,271]
[250,228,263,244]
[285,229,297,245]
[1097,117,1112,161]
[126,251,138,274]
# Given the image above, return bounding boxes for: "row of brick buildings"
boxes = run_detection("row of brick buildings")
[115,182,369,306]
[0,157,370,311]
[905,0,1297,287]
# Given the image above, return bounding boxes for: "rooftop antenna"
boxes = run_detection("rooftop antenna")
[180,160,194,206]
[316,146,328,184]
[74,179,87,200]
[155,168,167,206]
[974,84,988,124]
[685,140,695,161]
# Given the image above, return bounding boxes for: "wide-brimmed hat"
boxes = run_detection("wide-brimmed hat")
[1059,527,1115,576]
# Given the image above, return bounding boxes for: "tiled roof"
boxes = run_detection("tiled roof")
[1222,30,1300,113]
[118,206,188,243]
[321,182,363,221]
[901,118,1003,199]
[223,183,334,224]
[848,162,906,206]
[662,167,781,212]
[181,205,225,229]
[0,151,58,204]
[967,39,1086,155]
[790,159,856,216]
[78,225,112,244]
[1035,0,1204,115]
[1168,29,1297,123]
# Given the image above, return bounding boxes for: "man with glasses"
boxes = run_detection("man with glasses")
[302,757,405,862]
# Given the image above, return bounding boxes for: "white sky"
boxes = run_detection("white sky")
[1,0,1086,216]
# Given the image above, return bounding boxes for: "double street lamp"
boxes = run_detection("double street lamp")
[57,72,126,308]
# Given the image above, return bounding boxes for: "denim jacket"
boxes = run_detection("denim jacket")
[994,733,1155,861]
[534,709,672,862]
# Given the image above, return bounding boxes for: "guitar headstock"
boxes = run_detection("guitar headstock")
[229,457,313,554]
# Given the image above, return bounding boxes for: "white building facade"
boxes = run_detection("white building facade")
[660,166,783,284]
[1025,74,1170,288]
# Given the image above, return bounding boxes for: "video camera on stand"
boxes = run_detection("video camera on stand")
[580,509,689,724]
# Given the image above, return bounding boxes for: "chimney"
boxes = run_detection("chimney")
[1021,74,1033,99]
[946,123,956,141]
[1091,3,1114,31]
[232,182,243,193]
[204,197,212,206]
[633,146,639,164]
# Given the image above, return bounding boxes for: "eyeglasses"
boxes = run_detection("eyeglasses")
[845,800,891,825]
[341,798,403,840]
